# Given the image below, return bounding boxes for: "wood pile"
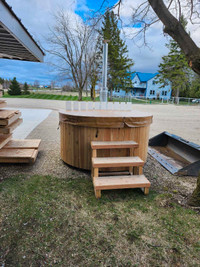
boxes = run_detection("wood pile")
[0,100,41,163]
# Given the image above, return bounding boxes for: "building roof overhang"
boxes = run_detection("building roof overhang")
[0,0,44,62]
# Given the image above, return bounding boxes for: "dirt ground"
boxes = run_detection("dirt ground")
[0,103,199,209]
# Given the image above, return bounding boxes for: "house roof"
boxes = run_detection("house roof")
[132,72,158,82]
[0,0,44,62]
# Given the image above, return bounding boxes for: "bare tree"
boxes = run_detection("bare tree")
[114,0,200,75]
[51,80,56,89]
[46,10,99,100]
[34,80,40,88]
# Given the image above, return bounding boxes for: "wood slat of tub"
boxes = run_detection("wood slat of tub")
[59,109,151,170]
[60,123,150,170]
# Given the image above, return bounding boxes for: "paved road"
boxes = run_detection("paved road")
[4,98,200,144]
[4,98,66,110]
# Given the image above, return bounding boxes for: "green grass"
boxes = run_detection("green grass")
[3,93,98,102]
[3,93,200,106]
[0,175,199,266]
[2,93,159,104]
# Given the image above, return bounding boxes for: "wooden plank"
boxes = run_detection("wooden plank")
[5,139,41,149]
[0,118,23,134]
[94,189,101,198]
[92,149,97,158]
[0,111,21,126]
[91,140,138,149]
[92,156,144,168]
[144,187,150,195]
[0,148,38,163]
[30,149,39,163]
[94,168,98,178]
[0,110,19,119]
[0,100,7,108]
[93,175,151,190]
[0,133,12,149]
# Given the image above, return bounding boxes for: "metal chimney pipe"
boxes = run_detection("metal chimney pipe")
[100,40,108,102]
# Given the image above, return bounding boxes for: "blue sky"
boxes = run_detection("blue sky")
[0,0,169,86]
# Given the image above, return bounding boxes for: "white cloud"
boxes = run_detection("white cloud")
[123,23,168,73]
[115,0,168,73]
[115,0,200,73]
[4,0,200,82]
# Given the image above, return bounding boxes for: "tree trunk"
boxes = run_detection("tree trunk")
[188,174,200,207]
[78,88,82,101]
[175,87,180,104]
[110,88,113,101]
[148,0,200,75]
[91,86,94,101]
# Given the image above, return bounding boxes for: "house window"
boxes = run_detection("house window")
[152,80,156,85]
[162,91,167,96]
[150,90,155,95]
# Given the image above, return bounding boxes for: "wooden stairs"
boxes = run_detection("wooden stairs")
[0,100,40,163]
[91,141,151,198]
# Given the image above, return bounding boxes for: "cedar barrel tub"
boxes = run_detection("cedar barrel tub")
[59,110,153,170]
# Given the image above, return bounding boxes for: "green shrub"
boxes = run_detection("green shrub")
[8,77,21,95]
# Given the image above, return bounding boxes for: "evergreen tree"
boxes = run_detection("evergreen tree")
[189,74,200,98]
[157,17,190,103]
[8,77,21,95]
[23,82,30,95]
[0,77,4,84]
[100,11,134,99]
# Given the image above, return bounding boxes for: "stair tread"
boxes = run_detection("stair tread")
[94,175,151,190]
[92,156,144,167]
[91,140,138,149]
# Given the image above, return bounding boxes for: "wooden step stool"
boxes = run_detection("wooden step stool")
[91,141,139,176]
[0,102,41,164]
[91,141,151,198]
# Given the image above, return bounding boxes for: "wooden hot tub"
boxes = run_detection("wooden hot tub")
[59,110,153,170]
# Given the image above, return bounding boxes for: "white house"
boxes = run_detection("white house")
[113,72,172,100]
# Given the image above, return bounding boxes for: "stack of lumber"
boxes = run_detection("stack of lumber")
[0,100,40,163]
[91,141,151,198]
